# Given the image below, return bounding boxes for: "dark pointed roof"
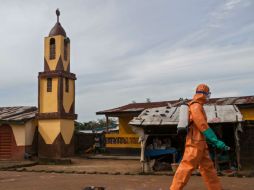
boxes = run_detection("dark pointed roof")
[49,9,67,37]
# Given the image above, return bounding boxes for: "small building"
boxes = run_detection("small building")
[97,95,254,170]
[0,107,37,160]
[130,104,244,171]
[96,105,146,155]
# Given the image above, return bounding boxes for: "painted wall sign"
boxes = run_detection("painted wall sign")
[105,134,140,148]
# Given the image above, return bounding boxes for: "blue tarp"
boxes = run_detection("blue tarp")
[145,148,177,158]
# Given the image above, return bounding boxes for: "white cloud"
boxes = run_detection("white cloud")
[0,0,253,121]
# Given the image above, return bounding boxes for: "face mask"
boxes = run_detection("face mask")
[206,92,211,100]
[196,91,211,100]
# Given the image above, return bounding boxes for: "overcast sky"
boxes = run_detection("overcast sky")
[0,0,253,121]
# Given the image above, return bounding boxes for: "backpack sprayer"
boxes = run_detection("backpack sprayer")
[176,99,190,135]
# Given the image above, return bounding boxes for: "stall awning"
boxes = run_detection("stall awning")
[129,105,243,127]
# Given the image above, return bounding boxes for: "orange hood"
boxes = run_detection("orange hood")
[192,93,207,105]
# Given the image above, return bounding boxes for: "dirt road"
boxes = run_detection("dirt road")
[0,171,253,190]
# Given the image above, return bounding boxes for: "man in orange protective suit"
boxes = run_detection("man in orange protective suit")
[170,84,230,190]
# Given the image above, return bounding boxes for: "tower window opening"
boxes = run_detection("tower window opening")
[64,39,68,61]
[47,78,52,92]
[49,38,56,60]
[65,78,69,92]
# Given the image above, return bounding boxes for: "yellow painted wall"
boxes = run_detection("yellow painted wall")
[105,133,140,148]
[104,116,139,148]
[44,35,70,72]
[38,120,61,144]
[119,116,135,134]
[25,120,37,146]
[239,108,254,120]
[11,120,37,146]
[63,79,74,113]
[38,119,74,145]
[11,124,25,146]
[40,78,58,113]
[60,120,74,144]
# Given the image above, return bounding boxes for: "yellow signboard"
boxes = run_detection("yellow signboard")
[105,134,140,148]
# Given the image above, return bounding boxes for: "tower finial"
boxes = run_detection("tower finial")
[56,9,60,23]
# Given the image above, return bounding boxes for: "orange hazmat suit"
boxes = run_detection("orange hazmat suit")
[170,84,223,190]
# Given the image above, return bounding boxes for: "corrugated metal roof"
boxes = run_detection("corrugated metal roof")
[96,95,254,115]
[79,126,119,134]
[0,106,37,123]
[129,105,243,127]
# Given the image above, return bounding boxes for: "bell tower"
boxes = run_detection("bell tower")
[37,9,77,159]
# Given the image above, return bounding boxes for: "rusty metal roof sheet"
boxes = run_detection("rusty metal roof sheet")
[0,106,37,122]
[96,95,254,115]
[129,105,243,127]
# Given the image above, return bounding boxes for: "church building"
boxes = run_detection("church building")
[0,9,77,160]
[37,9,77,159]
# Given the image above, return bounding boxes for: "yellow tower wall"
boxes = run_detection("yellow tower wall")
[38,120,61,144]
[38,14,76,158]
[44,35,70,71]
[63,79,74,113]
[60,120,74,144]
[39,78,58,113]
[38,119,74,145]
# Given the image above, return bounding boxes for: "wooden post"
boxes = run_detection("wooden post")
[173,153,176,163]
[106,116,109,133]
[234,123,243,171]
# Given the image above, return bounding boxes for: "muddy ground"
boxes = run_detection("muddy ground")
[0,171,253,190]
[23,158,142,174]
[1,158,253,190]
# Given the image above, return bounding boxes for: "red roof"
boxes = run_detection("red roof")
[96,95,254,115]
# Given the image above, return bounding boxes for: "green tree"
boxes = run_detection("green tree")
[75,118,117,132]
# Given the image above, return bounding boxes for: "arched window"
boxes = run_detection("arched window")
[49,38,56,60]
[64,39,68,61]
[47,78,52,92]
[65,78,69,92]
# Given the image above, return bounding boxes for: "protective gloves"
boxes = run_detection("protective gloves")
[202,128,230,151]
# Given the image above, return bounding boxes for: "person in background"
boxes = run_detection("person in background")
[94,134,101,154]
